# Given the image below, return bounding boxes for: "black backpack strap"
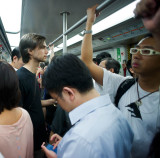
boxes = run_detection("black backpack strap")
[114,78,137,107]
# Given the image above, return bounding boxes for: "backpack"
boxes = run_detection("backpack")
[114,78,137,107]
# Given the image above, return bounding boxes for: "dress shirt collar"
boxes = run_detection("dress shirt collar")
[69,94,111,125]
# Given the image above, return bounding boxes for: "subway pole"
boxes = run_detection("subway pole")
[60,11,70,54]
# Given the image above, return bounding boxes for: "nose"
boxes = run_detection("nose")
[45,48,48,54]
[132,50,142,60]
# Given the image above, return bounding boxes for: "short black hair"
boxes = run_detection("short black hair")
[11,47,21,61]
[144,33,153,38]
[19,33,46,63]
[42,54,93,96]
[105,57,120,74]
[96,52,111,65]
[93,58,97,64]
[0,60,21,114]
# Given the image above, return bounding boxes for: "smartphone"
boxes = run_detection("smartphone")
[44,143,57,153]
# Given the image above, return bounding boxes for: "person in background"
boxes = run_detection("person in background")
[41,54,133,158]
[92,57,97,64]
[48,44,55,63]
[94,57,121,96]
[95,51,111,65]
[99,57,120,74]
[10,47,24,71]
[36,63,45,89]
[50,104,71,138]
[17,33,56,158]
[126,59,136,77]
[81,4,160,158]
[0,60,33,158]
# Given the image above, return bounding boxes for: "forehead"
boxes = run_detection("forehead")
[100,60,106,64]
[43,41,47,46]
[49,91,58,99]
[137,37,156,49]
[99,60,106,67]
[37,41,47,49]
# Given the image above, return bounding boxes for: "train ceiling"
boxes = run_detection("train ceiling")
[21,0,135,46]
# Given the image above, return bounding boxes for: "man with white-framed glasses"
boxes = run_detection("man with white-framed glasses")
[130,47,160,55]
[81,2,160,158]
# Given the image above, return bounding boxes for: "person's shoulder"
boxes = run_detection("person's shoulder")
[18,107,32,123]
[17,67,25,76]
[17,67,31,80]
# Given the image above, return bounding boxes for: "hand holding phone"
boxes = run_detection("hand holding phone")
[44,143,57,154]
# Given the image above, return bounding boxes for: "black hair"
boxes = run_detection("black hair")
[42,54,93,96]
[96,52,111,65]
[45,61,49,66]
[11,47,21,61]
[126,60,133,76]
[40,62,45,69]
[105,57,120,74]
[144,33,153,38]
[93,58,97,64]
[19,33,46,63]
[0,60,21,114]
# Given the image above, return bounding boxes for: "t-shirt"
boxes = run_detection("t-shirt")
[0,108,33,158]
[57,95,133,158]
[95,69,160,158]
[17,67,46,151]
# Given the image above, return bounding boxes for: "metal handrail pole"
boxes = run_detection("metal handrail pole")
[62,12,68,54]
[49,0,117,46]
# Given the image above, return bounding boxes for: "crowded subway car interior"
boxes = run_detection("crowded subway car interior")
[0,0,160,158]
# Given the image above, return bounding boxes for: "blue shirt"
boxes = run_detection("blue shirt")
[57,94,133,158]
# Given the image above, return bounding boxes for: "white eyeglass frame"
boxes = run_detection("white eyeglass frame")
[130,48,160,55]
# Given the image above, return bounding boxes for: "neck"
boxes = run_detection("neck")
[73,89,100,110]
[138,74,160,92]
[23,59,39,74]
[10,62,16,69]
[0,108,22,125]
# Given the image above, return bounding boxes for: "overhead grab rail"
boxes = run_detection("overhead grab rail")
[49,0,117,46]
[5,31,20,34]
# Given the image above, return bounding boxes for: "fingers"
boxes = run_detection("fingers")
[87,4,99,14]
[41,142,49,153]
[41,142,57,158]
[134,0,157,18]
[53,141,59,149]
[50,133,62,148]
[50,133,62,142]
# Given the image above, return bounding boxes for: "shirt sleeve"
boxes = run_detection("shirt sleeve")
[95,69,131,103]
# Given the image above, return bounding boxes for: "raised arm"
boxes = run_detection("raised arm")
[49,44,55,63]
[81,5,104,85]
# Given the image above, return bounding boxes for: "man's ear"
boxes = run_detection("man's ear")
[13,56,18,62]
[62,87,75,101]
[109,68,114,73]
[28,48,33,55]
[129,68,134,74]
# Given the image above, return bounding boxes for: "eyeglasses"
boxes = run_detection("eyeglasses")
[130,48,160,55]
